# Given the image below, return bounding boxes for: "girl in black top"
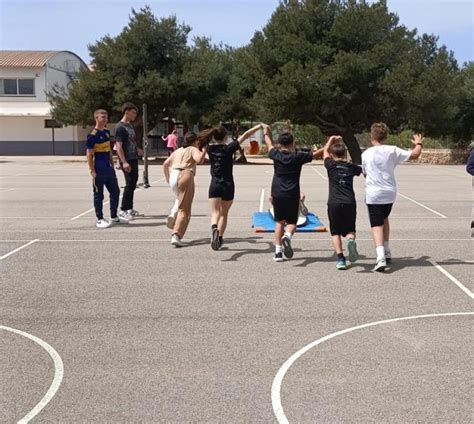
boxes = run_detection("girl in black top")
[198,124,263,250]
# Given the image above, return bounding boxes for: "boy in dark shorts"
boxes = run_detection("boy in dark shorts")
[263,124,323,262]
[362,123,423,272]
[323,136,362,269]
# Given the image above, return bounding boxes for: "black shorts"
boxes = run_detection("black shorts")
[209,177,235,201]
[273,196,299,225]
[367,203,393,227]
[327,203,357,236]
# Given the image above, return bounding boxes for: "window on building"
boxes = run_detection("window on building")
[0,78,35,96]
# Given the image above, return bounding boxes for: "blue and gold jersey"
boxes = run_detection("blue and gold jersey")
[86,128,114,174]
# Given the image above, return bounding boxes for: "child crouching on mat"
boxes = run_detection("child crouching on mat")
[323,135,362,270]
[263,124,323,262]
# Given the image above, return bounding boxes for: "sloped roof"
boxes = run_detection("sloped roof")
[0,50,87,68]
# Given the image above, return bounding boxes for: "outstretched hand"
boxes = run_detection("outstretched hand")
[411,133,424,145]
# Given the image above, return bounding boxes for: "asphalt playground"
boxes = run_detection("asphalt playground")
[1,156,473,423]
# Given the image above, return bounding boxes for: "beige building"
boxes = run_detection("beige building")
[0,50,89,155]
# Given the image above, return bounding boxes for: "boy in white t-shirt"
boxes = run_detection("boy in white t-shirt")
[362,123,423,271]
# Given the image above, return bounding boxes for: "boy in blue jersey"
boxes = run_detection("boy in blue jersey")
[86,109,128,228]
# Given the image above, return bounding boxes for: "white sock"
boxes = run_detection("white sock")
[376,246,385,260]
[275,245,282,253]
[284,231,292,239]
[384,241,390,252]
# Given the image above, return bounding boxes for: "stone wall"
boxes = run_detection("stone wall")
[416,149,469,165]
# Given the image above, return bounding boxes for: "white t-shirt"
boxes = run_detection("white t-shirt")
[362,145,412,204]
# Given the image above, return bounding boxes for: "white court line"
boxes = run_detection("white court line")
[0,325,64,423]
[259,189,265,212]
[0,238,471,242]
[398,192,447,218]
[0,188,15,193]
[430,261,474,299]
[0,239,38,260]
[71,177,165,220]
[0,167,60,178]
[311,166,328,180]
[271,312,474,424]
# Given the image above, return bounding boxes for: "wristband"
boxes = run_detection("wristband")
[416,143,423,146]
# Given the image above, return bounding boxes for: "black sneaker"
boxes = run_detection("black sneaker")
[281,235,294,259]
[273,252,284,262]
[211,227,220,250]
[219,236,224,248]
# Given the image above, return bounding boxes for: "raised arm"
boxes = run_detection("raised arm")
[323,135,342,159]
[410,133,424,160]
[194,145,208,165]
[237,124,262,144]
[262,124,274,152]
[312,147,325,159]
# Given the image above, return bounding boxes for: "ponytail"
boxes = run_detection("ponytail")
[197,125,227,150]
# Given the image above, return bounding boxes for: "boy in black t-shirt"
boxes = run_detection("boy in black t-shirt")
[323,136,362,269]
[263,124,323,262]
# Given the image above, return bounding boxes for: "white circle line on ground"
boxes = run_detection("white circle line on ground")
[0,325,64,423]
[271,312,474,424]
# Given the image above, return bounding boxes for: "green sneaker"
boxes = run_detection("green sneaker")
[347,239,359,263]
[336,258,347,270]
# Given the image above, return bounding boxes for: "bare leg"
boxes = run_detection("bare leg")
[332,235,343,254]
[218,200,233,237]
[209,198,222,227]
[275,221,285,245]
[383,218,390,242]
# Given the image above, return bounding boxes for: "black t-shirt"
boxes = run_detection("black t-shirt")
[324,158,362,204]
[115,121,137,161]
[269,149,313,198]
[208,140,240,180]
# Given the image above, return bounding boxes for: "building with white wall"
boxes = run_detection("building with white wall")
[0,50,89,155]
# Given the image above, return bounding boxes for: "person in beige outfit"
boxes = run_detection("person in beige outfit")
[163,132,207,247]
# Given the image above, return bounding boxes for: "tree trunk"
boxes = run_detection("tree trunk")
[315,116,362,164]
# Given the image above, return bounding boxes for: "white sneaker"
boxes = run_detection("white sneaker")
[167,214,176,230]
[128,209,140,217]
[374,258,387,272]
[96,219,111,229]
[110,216,129,225]
[119,210,134,221]
[171,234,184,247]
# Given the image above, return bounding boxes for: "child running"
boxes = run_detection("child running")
[362,123,423,271]
[198,123,263,250]
[323,135,362,270]
[263,124,323,262]
[163,132,207,247]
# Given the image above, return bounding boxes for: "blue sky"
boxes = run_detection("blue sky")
[0,0,472,65]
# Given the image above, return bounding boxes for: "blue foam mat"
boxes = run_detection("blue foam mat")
[252,212,327,233]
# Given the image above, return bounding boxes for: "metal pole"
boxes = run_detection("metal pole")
[141,103,150,188]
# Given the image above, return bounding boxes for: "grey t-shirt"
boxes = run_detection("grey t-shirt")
[115,121,137,161]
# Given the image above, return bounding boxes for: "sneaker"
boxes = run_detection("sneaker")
[110,216,129,225]
[166,214,175,230]
[281,235,294,259]
[96,219,111,229]
[273,252,284,262]
[374,258,387,272]
[171,234,184,247]
[119,210,134,221]
[211,227,220,251]
[385,250,392,263]
[219,236,224,248]
[336,258,347,270]
[347,239,359,263]
[128,209,140,217]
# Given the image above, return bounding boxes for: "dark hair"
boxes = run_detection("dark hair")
[197,125,227,150]
[277,132,294,146]
[330,143,346,158]
[371,122,389,142]
[121,102,138,115]
[183,131,197,147]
